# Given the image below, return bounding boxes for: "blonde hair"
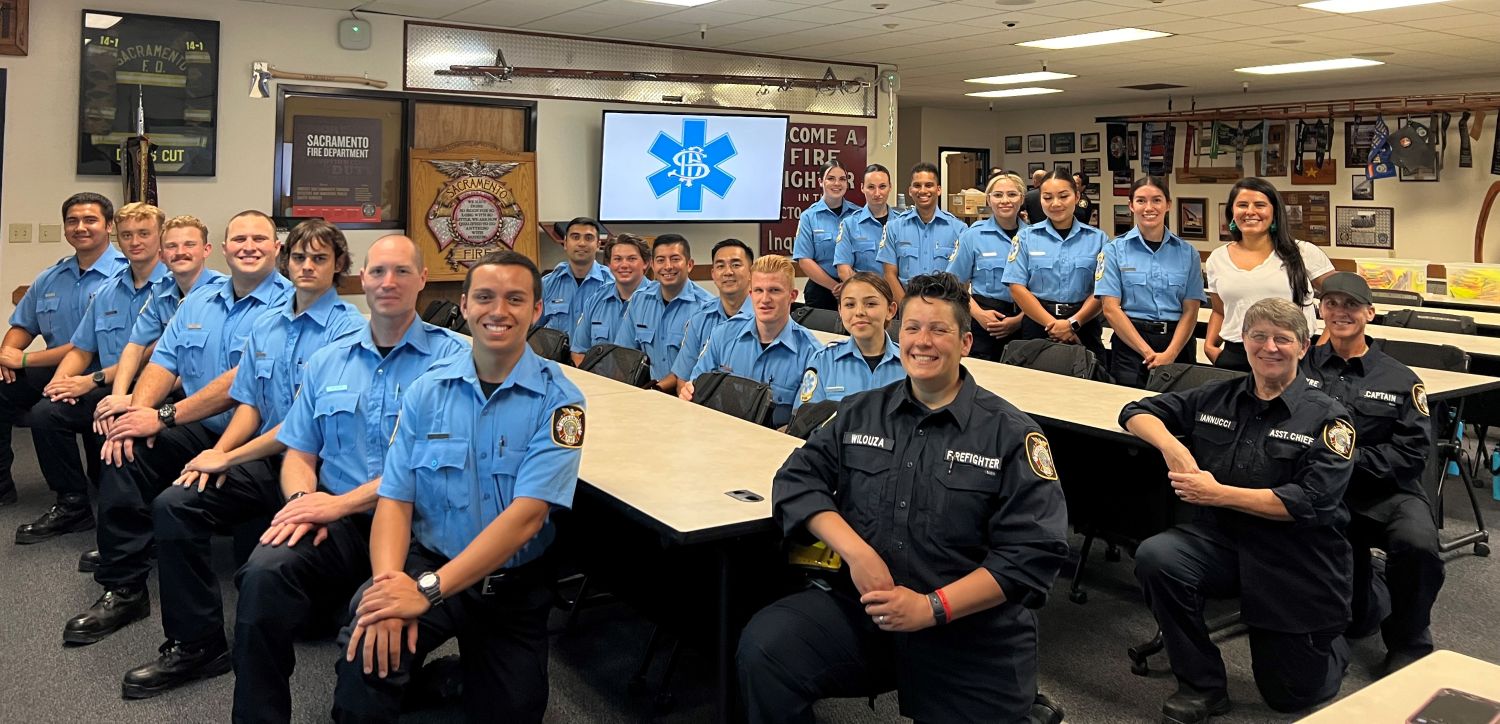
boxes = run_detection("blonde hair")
[115,202,165,231]
[752,254,796,286]
[162,215,209,243]
[986,173,1026,196]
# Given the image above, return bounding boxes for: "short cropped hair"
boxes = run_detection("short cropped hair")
[225,209,276,239]
[910,161,939,179]
[1242,297,1309,345]
[115,202,165,231]
[565,216,604,237]
[711,238,754,264]
[277,218,352,279]
[462,249,542,302]
[900,272,971,331]
[162,215,210,244]
[63,192,114,223]
[652,233,691,258]
[605,233,650,262]
[751,254,795,287]
[840,271,894,305]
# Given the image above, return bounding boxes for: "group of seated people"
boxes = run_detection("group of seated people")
[0,179,1449,723]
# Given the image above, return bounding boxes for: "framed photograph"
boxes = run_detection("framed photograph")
[1335,206,1394,249]
[1127,131,1140,160]
[1177,197,1208,240]
[1080,157,1101,176]
[1005,135,1023,154]
[1080,132,1100,153]
[1263,122,1289,177]
[1027,134,1046,153]
[1089,206,1100,227]
[1398,115,1440,182]
[1279,190,1332,245]
[1218,203,1233,240]
[1050,132,1075,154]
[1053,161,1072,176]
[1085,182,1101,200]
[78,10,220,176]
[1113,168,1133,197]
[1351,174,1375,201]
[1027,161,1046,175]
[1345,120,1378,168]
[278,91,406,227]
[1113,205,1133,236]
[0,0,28,55]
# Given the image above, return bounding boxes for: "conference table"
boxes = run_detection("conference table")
[1298,650,1500,723]
[1425,292,1500,314]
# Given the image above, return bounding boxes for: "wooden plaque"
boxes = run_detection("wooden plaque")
[407,144,538,282]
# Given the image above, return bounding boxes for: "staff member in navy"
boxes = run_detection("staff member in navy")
[538,217,612,333]
[332,249,585,724]
[1304,272,1440,676]
[793,161,863,310]
[1122,297,1356,722]
[1002,171,1110,361]
[738,272,1070,724]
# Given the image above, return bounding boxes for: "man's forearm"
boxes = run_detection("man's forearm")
[368,498,415,577]
[112,343,147,396]
[24,344,75,368]
[2,326,33,350]
[435,497,550,597]
[130,364,178,408]
[51,347,94,381]
[222,422,286,465]
[212,404,263,452]
[172,367,238,425]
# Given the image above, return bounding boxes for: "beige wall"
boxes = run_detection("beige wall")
[897,106,1003,191]
[0,0,896,322]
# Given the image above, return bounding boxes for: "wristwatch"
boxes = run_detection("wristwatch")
[91,370,106,386]
[416,571,443,607]
[157,402,177,428]
[1069,318,1083,334]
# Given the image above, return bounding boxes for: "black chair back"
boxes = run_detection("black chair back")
[579,344,652,387]
[786,400,840,440]
[1377,339,1469,374]
[1146,363,1247,393]
[527,327,571,365]
[691,372,775,427]
[1382,308,1477,336]
[792,306,845,334]
[421,299,464,331]
[999,338,1114,383]
[1370,289,1423,307]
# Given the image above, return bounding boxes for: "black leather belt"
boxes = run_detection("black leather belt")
[1130,318,1171,335]
[1036,299,1084,318]
[973,294,1019,315]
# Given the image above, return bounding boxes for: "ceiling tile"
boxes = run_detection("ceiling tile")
[357,0,486,16]
[446,0,599,27]
[1164,0,1283,18]
[520,11,633,34]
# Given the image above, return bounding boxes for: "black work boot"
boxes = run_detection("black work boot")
[1162,686,1231,724]
[15,495,94,544]
[63,587,150,645]
[121,637,231,699]
[78,549,102,573]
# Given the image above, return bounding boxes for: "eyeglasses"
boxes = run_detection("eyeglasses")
[1245,331,1301,347]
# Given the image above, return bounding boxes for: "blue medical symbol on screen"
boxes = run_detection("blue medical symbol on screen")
[647,119,737,213]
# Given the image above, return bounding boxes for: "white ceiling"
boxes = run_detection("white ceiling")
[249,0,1500,110]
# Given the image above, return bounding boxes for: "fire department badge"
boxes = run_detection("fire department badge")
[551,405,585,448]
[1025,432,1058,481]
[426,159,525,271]
[1412,383,1429,416]
[798,369,819,403]
[1323,419,1355,460]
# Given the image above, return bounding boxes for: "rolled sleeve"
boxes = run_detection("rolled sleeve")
[770,417,842,538]
[1119,387,1200,436]
[979,425,1070,608]
[1278,410,1356,527]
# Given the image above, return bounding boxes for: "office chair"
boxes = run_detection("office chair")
[1370,289,1424,307]
[786,399,840,440]
[1145,363,1247,394]
[420,299,465,332]
[791,305,845,334]
[578,344,652,388]
[526,326,571,364]
[1382,308,1478,336]
[690,371,776,427]
[999,338,1114,384]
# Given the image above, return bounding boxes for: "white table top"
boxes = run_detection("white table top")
[1299,650,1500,723]
[1425,293,1500,312]
[1193,307,1500,360]
[1373,302,1500,330]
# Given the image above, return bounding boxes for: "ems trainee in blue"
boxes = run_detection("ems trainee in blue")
[792,162,863,310]
[537,217,612,333]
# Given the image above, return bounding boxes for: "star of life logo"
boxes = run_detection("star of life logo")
[647,118,737,213]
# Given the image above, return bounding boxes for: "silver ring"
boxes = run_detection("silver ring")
[877,615,886,624]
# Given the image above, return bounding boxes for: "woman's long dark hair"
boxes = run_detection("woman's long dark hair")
[1227,177,1309,307]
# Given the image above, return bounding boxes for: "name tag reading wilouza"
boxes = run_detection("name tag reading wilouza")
[552,405,585,448]
[843,432,893,450]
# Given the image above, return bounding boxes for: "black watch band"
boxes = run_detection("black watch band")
[1069,318,1082,333]
[286,491,308,504]
[91,370,106,386]
[158,402,177,428]
[928,592,948,625]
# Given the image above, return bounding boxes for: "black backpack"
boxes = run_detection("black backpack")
[786,399,840,440]
[691,371,776,427]
[1145,363,1246,393]
[527,326,571,364]
[999,338,1114,384]
[579,344,652,387]
[420,300,466,333]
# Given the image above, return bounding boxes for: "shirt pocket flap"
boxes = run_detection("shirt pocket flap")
[843,446,893,474]
[414,438,468,471]
[254,358,275,379]
[97,310,130,331]
[938,465,1002,493]
[180,328,210,349]
[35,296,62,313]
[313,390,360,418]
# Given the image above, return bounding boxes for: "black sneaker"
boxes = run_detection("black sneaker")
[121,638,231,699]
[1162,686,1231,724]
[63,587,150,645]
[16,498,95,544]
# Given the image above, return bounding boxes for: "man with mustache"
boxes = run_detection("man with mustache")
[613,234,714,392]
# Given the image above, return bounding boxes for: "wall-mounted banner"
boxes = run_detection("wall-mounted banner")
[760,123,867,256]
[290,115,382,223]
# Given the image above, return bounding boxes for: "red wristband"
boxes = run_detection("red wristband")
[935,587,953,621]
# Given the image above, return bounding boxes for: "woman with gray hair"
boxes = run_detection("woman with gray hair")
[1118,297,1357,723]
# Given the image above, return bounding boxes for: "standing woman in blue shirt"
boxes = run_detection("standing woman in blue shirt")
[947,172,1027,361]
[1002,171,1111,360]
[793,161,862,310]
[795,272,903,408]
[1097,175,1207,387]
[834,164,897,280]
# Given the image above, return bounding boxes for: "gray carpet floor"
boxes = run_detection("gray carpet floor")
[2,428,1498,723]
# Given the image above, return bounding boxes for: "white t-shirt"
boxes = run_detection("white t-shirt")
[1205,239,1334,343]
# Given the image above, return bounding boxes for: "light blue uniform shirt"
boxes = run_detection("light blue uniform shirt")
[1001,220,1110,303]
[875,208,967,285]
[793,198,862,279]
[1096,227,1208,322]
[834,207,900,275]
[9,246,129,348]
[612,282,715,380]
[129,269,226,347]
[670,296,753,382]
[228,287,365,436]
[278,320,469,496]
[70,262,169,368]
[690,314,821,424]
[538,261,613,333]
[947,217,1027,302]
[151,273,294,434]
[378,348,585,563]
[794,335,903,409]
[570,280,657,354]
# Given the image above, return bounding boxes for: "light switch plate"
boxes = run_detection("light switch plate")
[8,223,32,243]
[39,224,62,243]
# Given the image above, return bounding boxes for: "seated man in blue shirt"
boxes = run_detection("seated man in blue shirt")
[333,250,584,724]
[230,234,467,722]
[0,192,128,505]
[681,254,820,428]
[570,233,652,366]
[537,217,612,333]
[613,233,714,393]
[670,238,755,388]
[18,202,168,543]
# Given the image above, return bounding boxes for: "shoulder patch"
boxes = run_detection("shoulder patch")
[551,405,586,448]
[1094,250,1106,281]
[1412,383,1429,416]
[1025,431,1059,481]
[1007,241,1020,262]
[798,368,819,403]
[1323,418,1355,460]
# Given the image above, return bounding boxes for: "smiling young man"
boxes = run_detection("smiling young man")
[66,210,293,647]
[110,219,364,699]
[876,162,967,303]
[739,271,1069,723]
[17,203,170,543]
[570,234,653,366]
[670,238,755,388]
[613,234,714,392]
[538,217,612,333]
[332,250,583,724]
[681,254,820,428]
[0,192,128,506]
[1303,272,1440,677]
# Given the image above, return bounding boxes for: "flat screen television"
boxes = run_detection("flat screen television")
[598,111,788,224]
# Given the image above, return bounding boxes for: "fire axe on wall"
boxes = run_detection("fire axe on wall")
[249,61,388,98]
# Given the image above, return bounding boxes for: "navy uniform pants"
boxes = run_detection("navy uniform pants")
[95,423,217,589]
[1347,493,1444,657]
[232,514,372,724]
[801,281,838,311]
[332,545,552,724]
[28,388,108,499]
[153,456,282,645]
[1108,324,1196,389]
[1135,524,1349,713]
[0,366,52,498]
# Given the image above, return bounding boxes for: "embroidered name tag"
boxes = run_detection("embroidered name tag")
[325,384,349,393]
[187,323,203,330]
[981,251,998,258]
[426,432,450,440]
[844,433,893,450]
[1361,390,1400,404]
[1197,413,1236,429]
[1305,378,1323,389]
[945,449,1000,470]
[1268,429,1314,446]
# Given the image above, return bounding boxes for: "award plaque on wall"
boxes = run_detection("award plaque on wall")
[77,10,219,176]
[408,145,538,281]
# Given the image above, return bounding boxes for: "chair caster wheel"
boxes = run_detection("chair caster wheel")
[1130,660,1149,676]
[1476,542,1491,557]
[1069,589,1088,604]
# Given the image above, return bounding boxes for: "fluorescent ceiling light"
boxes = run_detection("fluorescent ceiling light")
[965,87,1064,98]
[1300,0,1447,13]
[1236,57,1384,74]
[966,71,1077,85]
[638,0,720,6]
[1017,28,1170,50]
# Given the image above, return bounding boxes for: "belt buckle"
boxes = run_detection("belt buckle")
[481,572,508,596]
